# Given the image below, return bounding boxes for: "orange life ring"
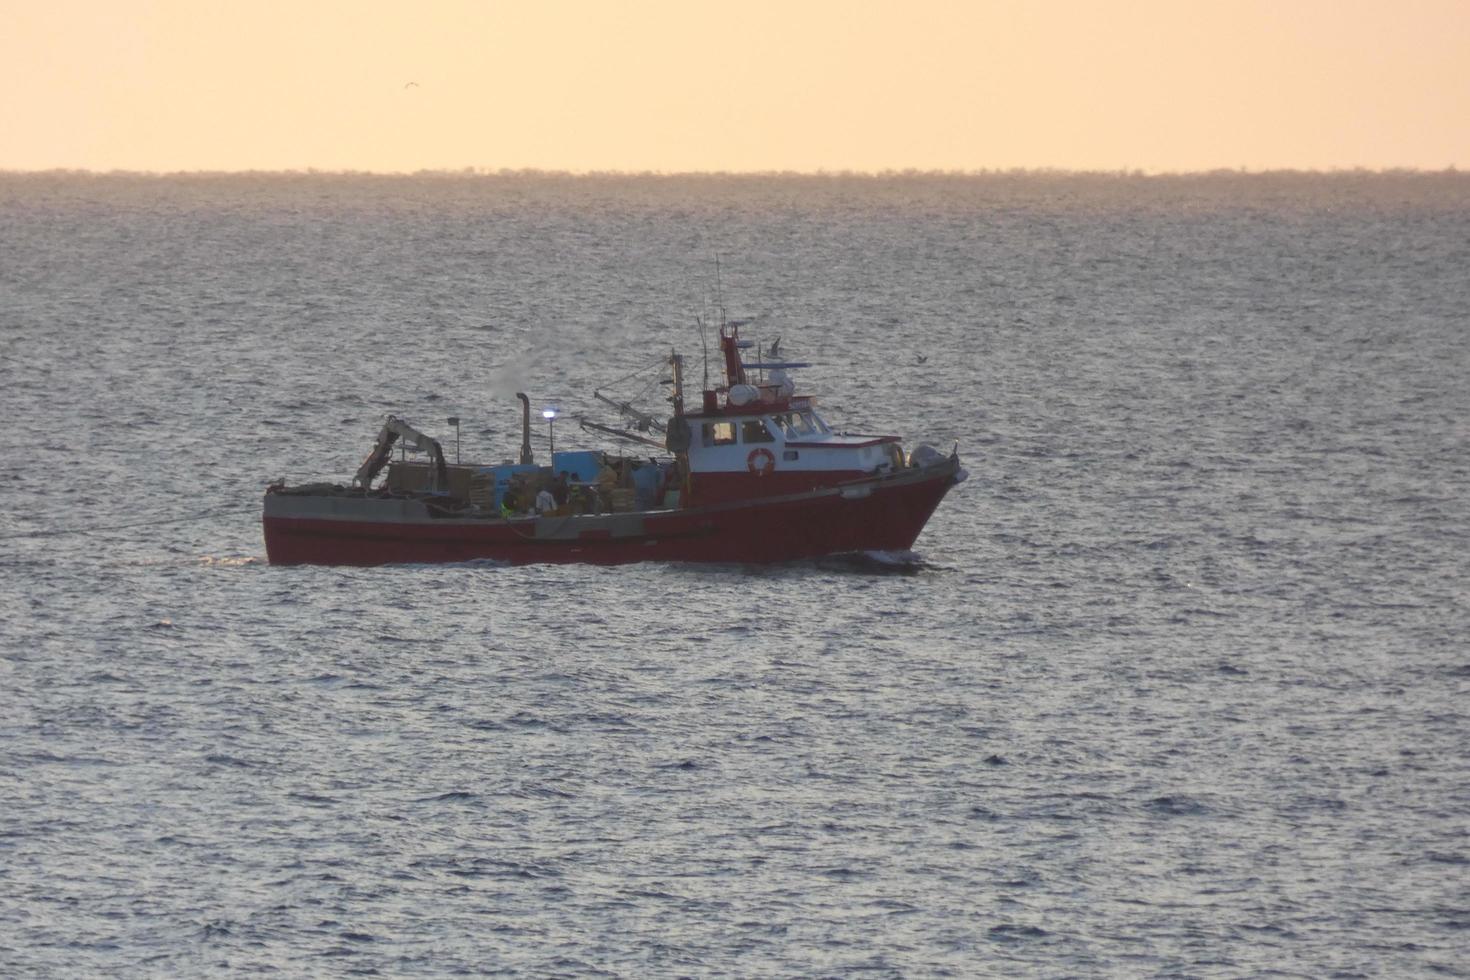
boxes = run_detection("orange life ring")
[747,447,776,476]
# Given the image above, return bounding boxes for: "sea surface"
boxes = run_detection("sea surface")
[2,171,1468,977]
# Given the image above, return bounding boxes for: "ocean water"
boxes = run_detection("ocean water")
[2,171,1468,976]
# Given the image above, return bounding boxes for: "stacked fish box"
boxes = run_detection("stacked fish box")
[465,463,541,512]
[609,488,637,513]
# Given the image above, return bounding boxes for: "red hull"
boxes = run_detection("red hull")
[263,460,961,566]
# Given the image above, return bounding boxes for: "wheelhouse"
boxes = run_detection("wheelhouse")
[671,324,907,506]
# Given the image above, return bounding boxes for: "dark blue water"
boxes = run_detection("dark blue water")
[2,172,1468,976]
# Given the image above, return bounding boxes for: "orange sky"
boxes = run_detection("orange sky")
[2,0,1467,173]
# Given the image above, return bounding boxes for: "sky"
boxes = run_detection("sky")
[2,0,1467,173]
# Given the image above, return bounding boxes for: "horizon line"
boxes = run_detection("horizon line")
[1,165,1464,180]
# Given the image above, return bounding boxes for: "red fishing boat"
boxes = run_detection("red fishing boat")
[262,323,966,565]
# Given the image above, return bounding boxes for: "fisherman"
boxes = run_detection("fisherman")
[579,482,601,515]
[553,471,571,506]
[595,459,620,512]
[535,485,557,515]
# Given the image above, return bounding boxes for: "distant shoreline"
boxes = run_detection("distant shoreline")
[0,166,1464,180]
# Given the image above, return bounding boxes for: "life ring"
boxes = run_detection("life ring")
[747,447,776,476]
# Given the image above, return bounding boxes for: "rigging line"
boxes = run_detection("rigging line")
[599,354,667,392]
[0,504,261,541]
[629,372,662,405]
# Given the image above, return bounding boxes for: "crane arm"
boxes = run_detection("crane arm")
[353,415,448,490]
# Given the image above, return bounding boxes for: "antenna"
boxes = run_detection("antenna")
[714,253,725,327]
[696,315,710,390]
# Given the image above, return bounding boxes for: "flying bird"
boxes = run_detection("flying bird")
[404,81,420,89]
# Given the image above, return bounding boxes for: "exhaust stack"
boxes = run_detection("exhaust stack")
[515,392,534,465]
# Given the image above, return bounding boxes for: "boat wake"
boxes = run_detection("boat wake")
[664,549,938,578]
[816,550,936,575]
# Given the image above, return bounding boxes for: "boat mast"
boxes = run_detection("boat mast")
[669,350,685,417]
[697,316,710,392]
[714,254,725,328]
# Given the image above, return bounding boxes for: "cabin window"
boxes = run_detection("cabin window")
[780,412,816,437]
[741,419,775,444]
[702,421,737,447]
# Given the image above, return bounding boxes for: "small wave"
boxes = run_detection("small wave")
[508,784,575,800]
[446,858,559,880]
[287,792,340,806]
[1239,922,1299,938]
[820,866,867,879]
[1145,795,1210,817]
[869,899,921,915]
[654,759,702,771]
[414,791,479,803]
[988,923,1049,942]
[505,711,560,730]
